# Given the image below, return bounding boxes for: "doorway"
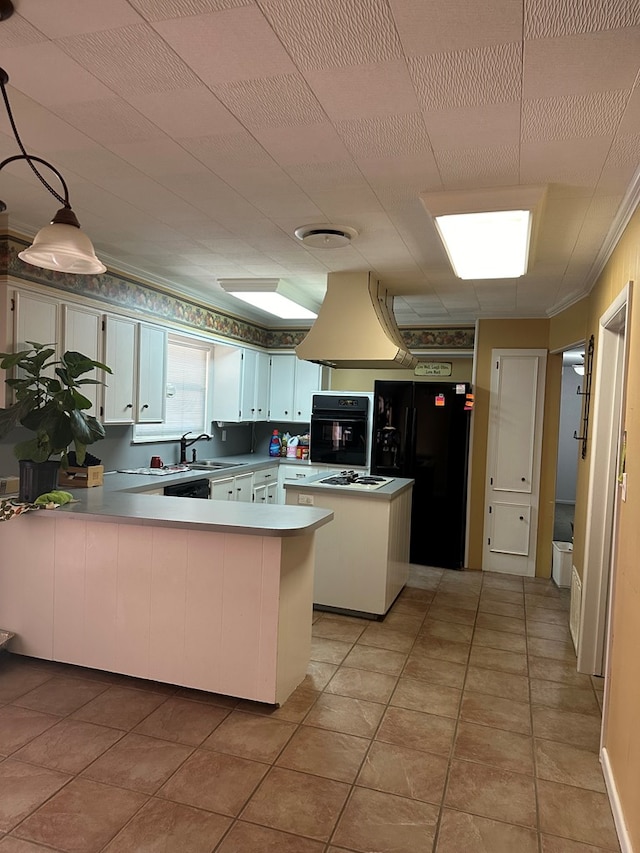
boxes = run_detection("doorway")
[553,348,585,545]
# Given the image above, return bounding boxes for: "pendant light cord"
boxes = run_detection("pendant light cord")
[0,73,69,209]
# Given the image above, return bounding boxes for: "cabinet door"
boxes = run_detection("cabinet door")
[253,350,270,420]
[62,305,102,413]
[102,316,137,424]
[293,359,322,421]
[210,476,235,501]
[240,349,259,421]
[137,324,166,423]
[234,471,253,503]
[253,483,267,504]
[266,482,278,504]
[211,346,245,422]
[268,354,296,420]
[14,289,59,363]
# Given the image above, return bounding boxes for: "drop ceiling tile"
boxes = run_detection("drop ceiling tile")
[56,98,165,145]
[408,43,522,110]
[0,11,47,47]
[523,30,640,98]
[335,114,432,158]
[618,85,640,134]
[109,139,210,178]
[425,102,520,149]
[523,91,627,141]
[304,60,420,120]
[130,0,249,21]
[390,0,523,54]
[285,161,366,191]
[214,75,325,129]
[520,137,611,187]
[20,0,143,38]
[607,133,640,167]
[57,24,201,96]
[126,88,243,137]
[153,7,296,85]
[259,0,402,71]
[254,124,352,166]
[307,186,384,219]
[183,132,275,171]
[436,144,519,187]
[524,0,640,39]
[0,90,96,152]
[595,159,640,195]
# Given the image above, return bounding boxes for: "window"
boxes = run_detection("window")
[134,335,210,442]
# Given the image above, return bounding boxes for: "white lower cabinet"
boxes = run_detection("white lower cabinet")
[277,466,321,504]
[252,465,278,504]
[210,472,254,502]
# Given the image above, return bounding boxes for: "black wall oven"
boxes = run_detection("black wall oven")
[309,393,373,469]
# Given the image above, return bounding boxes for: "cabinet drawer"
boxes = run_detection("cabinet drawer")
[253,467,278,486]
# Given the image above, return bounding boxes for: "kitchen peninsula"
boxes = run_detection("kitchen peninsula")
[0,463,333,706]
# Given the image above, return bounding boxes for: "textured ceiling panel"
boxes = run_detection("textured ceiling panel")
[56,99,165,145]
[523,91,629,141]
[182,132,275,169]
[524,0,640,39]
[436,145,520,187]
[520,137,613,186]
[19,0,143,39]
[608,133,640,166]
[0,11,47,47]
[56,25,201,95]
[129,0,250,21]
[252,122,352,166]
[259,0,402,70]
[424,102,521,150]
[335,114,432,158]
[126,88,243,138]
[214,75,325,129]
[409,43,522,110]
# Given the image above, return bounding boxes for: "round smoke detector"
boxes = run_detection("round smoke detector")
[294,224,358,248]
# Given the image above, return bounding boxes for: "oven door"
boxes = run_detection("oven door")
[309,414,369,467]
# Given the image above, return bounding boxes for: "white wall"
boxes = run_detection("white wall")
[555,365,583,503]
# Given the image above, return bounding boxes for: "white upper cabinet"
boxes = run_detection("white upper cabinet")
[268,354,326,422]
[211,346,271,422]
[62,304,102,413]
[102,317,166,424]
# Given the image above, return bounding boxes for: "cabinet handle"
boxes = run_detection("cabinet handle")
[125,403,133,409]
[521,477,526,481]
[519,515,524,520]
[141,404,149,410]
[284,410,288,415]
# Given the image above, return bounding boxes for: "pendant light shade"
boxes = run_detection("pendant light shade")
[18,208,106,274]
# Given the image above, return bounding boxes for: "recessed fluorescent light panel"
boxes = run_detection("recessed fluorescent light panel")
[218,278,317,320]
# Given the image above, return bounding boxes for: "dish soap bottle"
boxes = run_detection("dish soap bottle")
[269,430,281,457]
[280,432,289,457]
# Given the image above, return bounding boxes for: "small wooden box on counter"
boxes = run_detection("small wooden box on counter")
[58,465,104,489]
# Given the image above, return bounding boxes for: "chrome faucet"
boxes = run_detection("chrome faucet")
[180,432,211,464]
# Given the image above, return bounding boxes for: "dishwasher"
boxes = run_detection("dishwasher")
[163,479,210,499]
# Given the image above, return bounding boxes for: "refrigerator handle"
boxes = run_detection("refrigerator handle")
[403,407,417,475]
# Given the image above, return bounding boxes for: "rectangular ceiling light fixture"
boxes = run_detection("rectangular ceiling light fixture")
[420,186,546,280]
[218,278,318,320]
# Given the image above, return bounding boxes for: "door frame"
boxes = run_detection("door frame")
[577,282,632,675]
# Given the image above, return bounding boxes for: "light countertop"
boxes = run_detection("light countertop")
[284,473,414,501]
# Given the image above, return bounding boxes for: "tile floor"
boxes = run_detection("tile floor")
[0,567,619,853]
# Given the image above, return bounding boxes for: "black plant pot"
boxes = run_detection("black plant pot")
[18,459,61,503]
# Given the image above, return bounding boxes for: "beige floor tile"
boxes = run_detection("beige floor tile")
[534,738,607,792]
[436,808,539,852]
[309,637,353,665]
[302,660,337,691]
[482,574,524,591]
[469,645,528,675]
[13,719,124,774]
[398,585,437,603]
[237,684,320,723]
[133,697,231,745]
[537,779,620,849]
[0,760,70,833]
[375,706,456,756]
[216,820,325,852]
[0,836,62,851]
[530,680,601,717]
[445,759,537,827]
[412,635,471,665]
[14,778,147,852]
[103,798,231,853]
[304,692,385,738]
[532,706,603,753]
[431,592,479,612]
[391,596,432,618]
[461,691,531,735]
[201,710,296,762]
[473,627,528,654]
[357,624,416,652]
[529,656,593,687]
[478,600,526,619]
[480,588,525,606]
[357,740,448,803]
[12,677,108,717]
[81,732,193,794]
[527,620,573,642]
[324,666,397,703]
[159,748,268,816]
[454,720,534,775]
[311,617,366,643]
[526,607,570,626]
[419,618,474,644]
[541,833,620,852]
[427,605,477,625]
[240,766,349,841]
[71,686,167,731]
[390,676,461,718]
[0,663,54,705]
[528,635,577,662]
[475,611,526,634]
[341,644,408,675]
[379,611,424,635]
[402,651,467,688]
[332,786,439,853]
[276,725,369,782]
[465,665,530,702]
[526,593,569,611]
[0,706,59,755]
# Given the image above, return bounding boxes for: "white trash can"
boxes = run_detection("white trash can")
[552,541,573,588]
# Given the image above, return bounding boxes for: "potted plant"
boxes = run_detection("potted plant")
[0,342,112,501]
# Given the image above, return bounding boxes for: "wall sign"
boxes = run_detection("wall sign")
[414,361,452,377]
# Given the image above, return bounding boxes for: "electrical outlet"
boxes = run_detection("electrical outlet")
[298,494,314,506]
[221,429,226,441]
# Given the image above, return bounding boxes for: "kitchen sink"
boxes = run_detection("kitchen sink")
[188,460,242,470]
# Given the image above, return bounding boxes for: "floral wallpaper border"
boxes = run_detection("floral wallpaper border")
[0,235,474,352]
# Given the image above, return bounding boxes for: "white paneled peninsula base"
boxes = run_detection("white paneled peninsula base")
[0,495,332,706]
[285,477,414,617]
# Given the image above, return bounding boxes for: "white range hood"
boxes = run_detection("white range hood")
[295,271,416,370]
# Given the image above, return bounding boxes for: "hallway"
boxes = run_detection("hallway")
[0,568,618,852]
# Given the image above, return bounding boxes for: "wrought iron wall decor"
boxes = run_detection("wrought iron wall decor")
[574,334,595,459]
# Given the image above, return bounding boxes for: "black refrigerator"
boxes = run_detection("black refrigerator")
[371,381,472,569]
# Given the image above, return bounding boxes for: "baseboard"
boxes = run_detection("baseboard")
[601,747,634,853]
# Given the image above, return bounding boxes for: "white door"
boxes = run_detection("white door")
[483,349,547,576]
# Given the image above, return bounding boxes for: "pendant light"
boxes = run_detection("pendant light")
[0,49,106,274]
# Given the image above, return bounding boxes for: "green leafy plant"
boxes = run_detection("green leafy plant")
[0,342,112,465]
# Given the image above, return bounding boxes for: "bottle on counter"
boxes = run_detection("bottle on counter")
[269,430,281,457]
[280,432,289,457]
